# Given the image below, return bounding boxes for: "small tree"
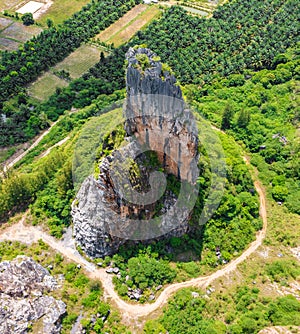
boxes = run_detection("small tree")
[22,13,34,26]
[46,18,53,28]
[237,109,251,128]
[221,104,234,130]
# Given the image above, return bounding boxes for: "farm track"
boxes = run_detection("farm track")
[0,129,268,331]
[2,119,60,174]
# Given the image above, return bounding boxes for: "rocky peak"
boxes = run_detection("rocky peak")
[72,47,199,258]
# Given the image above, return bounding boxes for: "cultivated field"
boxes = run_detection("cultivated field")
[0,17,12,29]
[97,4,148,42]
[2,21,42,41]
[96,4,162,47]
[27,72,68,100]
[36,0,91,26]
[27,44,101,100]
[0,19,42,50]
[53,44,101,79]
[0,0,22,12]
[16,1,43,14]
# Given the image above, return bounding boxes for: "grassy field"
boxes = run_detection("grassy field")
[53,44,101,79]
[36,0,91,26]
[0,17,43,51]
[28,72,68,100]
[96,4,162,47]
[0,0,21,12]
[27,44,101,100]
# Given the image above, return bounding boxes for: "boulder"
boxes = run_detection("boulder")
[0,256,66,334]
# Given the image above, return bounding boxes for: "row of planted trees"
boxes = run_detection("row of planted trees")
[0,0,140,104]
[1,0,299,147]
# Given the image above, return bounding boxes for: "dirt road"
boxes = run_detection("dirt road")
[2,119,60,174]
[0,172,267,324]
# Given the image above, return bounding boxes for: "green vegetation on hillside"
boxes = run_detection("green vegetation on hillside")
[0,240,130,334]
[188,46,300,215]
[144,286,300,333]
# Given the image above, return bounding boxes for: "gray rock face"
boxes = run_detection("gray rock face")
[0,256,66,334]
[72,47,199,258]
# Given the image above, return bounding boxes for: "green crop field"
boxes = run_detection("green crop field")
[97,4,162,47]
[53,44,101,79]
[28,72,68,101]
[36,0,91,26]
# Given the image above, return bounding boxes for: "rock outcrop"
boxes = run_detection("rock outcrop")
[0,256,66,334]
[73,47,199,258]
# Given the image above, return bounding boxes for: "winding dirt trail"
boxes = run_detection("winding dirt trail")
[0,165,267,323]
[0,122,268,328]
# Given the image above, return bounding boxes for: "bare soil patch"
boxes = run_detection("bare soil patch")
[0,36,20,50]
[96,4,147,42]
[16,0,43,14]
[0,17,13,30]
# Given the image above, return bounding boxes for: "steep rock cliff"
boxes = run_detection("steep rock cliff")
[73,47,199,258]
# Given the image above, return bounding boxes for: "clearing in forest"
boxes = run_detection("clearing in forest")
[52,44,102,79]
[27,44,102,100]
[36,0,91,26]
[27,72,68,101]
[96,4,161,47]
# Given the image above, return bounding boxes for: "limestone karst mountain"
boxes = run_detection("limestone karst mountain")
[72,47,199,258]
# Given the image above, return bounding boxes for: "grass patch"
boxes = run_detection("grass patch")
[36,0,92,26]
[97,4,162,47]
[52,44,102,79]
[0,146,16,163]
[28,72,68,101]
[0,0,22,11]
[0,21,42,42]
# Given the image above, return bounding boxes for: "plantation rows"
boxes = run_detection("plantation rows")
[51,0,300,112]
[1,0,299,146]
[0,0,140,104]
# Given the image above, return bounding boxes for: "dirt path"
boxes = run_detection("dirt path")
[0,167,267,325]
[0,122,268,329]
[2,119,60,174]
[39,136,70,159]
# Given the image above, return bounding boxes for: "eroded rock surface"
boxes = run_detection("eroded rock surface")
[0,256,66,334]
[73,47,199,258]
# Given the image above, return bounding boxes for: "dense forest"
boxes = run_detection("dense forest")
[1,0,299,147]
[188,46,300,215]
